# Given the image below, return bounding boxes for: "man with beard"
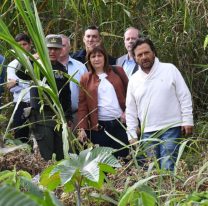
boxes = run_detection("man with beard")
[116,27,142,78]
[126,38,194,171]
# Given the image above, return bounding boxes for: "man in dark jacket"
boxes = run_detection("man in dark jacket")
[71,26,116,68]
[16,34,73,161]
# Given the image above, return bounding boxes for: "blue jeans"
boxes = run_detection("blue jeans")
[142,127,181,171]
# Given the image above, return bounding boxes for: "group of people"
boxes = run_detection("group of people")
[2,26,193,170]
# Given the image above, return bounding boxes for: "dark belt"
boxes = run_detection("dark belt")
[19,102,30,107]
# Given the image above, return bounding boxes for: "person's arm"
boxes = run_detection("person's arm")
[78,128,87,142]
[120,110,126,124]
[7,61,29,92]
[174,66,194,136]
[181,125,194,137]
[126,79,139,144]
[15,53,39,80]
[15,61,32,80]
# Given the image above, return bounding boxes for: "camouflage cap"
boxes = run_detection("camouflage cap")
[46,34,62,48]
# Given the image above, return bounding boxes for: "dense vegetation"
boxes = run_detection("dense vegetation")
[0,0,208,205]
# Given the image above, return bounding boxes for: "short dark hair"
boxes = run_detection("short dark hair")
[86,43,110,74]
[131,37,157,57]
[14,33,31,44]
[85,26,101,36]
[123,27,142,40]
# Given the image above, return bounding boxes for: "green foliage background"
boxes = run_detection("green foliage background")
[0,0,206,148]
[1,0,207,121]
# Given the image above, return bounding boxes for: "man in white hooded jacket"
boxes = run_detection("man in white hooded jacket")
[126,37,194,170]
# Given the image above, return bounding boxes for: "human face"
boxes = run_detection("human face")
[48,47,62,64]
[90,52,105,72]
[83,29,101,49]
[134,43,155,73]
[17,40,31,52]
[124,29,139,55]
[60,38,71,58]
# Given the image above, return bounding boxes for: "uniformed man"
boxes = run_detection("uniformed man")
[16,34,73,161]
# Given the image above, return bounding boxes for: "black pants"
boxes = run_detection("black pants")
[91,119,129,158]
[13,104,29,143]
[34,113,64,161]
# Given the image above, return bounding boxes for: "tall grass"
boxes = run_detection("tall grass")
[0,0,75,157]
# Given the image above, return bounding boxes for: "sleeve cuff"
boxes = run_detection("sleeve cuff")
[127,130,138,141]
[181,118,194,126]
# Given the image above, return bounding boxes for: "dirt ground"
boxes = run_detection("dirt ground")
[1,149,208,206]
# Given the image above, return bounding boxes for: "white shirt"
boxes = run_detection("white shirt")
[126,57,194,140]
[97,73,123,121]
[7,59,30,103]
[66,56,88,112]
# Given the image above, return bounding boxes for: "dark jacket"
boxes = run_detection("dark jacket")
[16,61,73,122]
[71,49,116,68]
[78,66,128,131]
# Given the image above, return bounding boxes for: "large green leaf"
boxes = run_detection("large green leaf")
[60,168,79,185]
[47,179,62,191]
[49,165,67,177]
[40,174,61,191]
[19,177,43,199]
[18,171,32,180]
[80,158,100,182]
[44,190,64,206]
[64,180,75,192]
[0,170,14,182]
[85,171,105,189]
[0,185,41,206]
[95,152,121,168]
[85,147,116,166]
[51,160,79,185]
[41,165,55,179]
[47,147,121,191]
[79,148,120,182]
[98,163,116,174]
[91,146,115,154]
[141,191,157,206]
[40,166,61,190]
[68,153,79,163]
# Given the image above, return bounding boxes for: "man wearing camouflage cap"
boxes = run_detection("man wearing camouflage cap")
[16,34,73,161]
